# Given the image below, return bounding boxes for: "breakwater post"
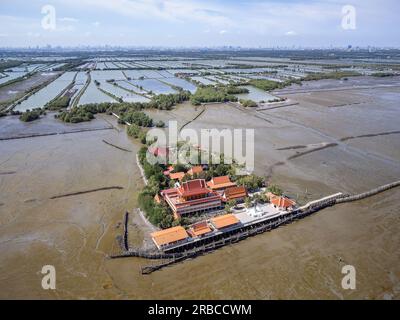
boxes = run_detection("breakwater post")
[123,212,129,251]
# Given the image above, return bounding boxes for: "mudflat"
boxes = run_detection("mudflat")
[0,77,399,299]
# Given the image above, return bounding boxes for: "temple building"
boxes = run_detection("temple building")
[187,221,213,238]
[222,186,247,203]
[151,226,189,250]
[169,172,185,181]
[160,179,223,219]
[210,214,241,231]
[266,192,296,211]
[206,175,237,191]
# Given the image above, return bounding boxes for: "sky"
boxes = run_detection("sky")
[0,0,399,48]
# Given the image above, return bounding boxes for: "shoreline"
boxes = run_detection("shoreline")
[133,152,161,233]
[136,153,148,186]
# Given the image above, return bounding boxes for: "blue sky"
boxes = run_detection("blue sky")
[0,0,399,47]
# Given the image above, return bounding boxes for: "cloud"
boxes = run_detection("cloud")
[60,0,233,27]
[58,17,78,22]
[1,0,399,47]
[52,0,370,37]
[27,32,41,38]
[56,25,75,32]
[62,0,342,35]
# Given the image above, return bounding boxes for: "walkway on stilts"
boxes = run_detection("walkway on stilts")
[110,180,400,274]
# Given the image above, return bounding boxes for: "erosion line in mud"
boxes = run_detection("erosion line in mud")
[179,106,206,132]
[0,127,113,141]
[257,102,299,111]
[328,102,365,108]
[287,143,338,160]
[0,171,16,175]
[254,114,273,124]
[340,130,400,142]
[265,161,285,180]
[276,145,306,151]
[102,140,132,152]
[50,186,124,199]
[98,115,121,132]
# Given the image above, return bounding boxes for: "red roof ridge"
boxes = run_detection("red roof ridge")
[182,179,206,191]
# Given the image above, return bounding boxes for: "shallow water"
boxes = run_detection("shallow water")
[191,76,216,85]
[130,79,177,95]
[162,77,197,93]
[0,72,59,103]
[98,80,147,103]
[79,81,116,105]
[0,72,28,85]
[235,85,278,102]
[13,72,79,112]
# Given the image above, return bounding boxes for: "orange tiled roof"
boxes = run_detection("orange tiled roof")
[210,214,240,229]
[188,165,203,175]
[178,179,209,198]
[161,188,178,196]
[270,196,296,209]
[154,194,162,204]
[208,181,237,190]
[151,226,188,247]
[212,176,231,185]
[170,172,185,180]
[189,221,212,237]
[207,176,237,190]
[224,186,247,201]
[181,179,206,191]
